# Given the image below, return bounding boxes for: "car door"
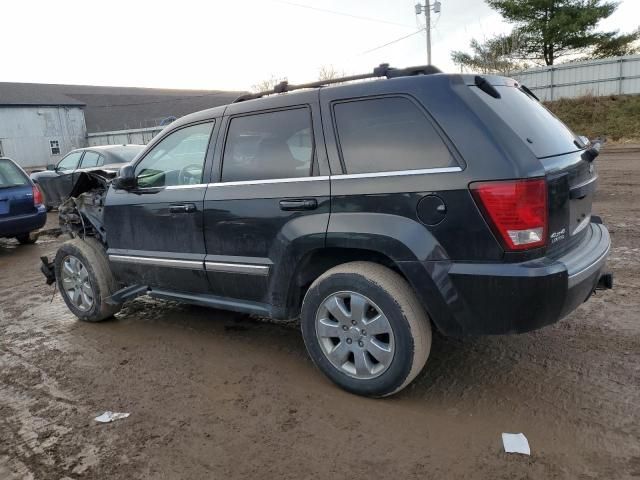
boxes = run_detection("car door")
[203,92,331,309]
[39,150,83,206]
[64,150,104,197]
[105,120,218,294]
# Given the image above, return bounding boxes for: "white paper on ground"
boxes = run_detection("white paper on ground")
[95,411,130,423]
[502,432,531,455]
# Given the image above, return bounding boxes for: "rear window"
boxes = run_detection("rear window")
[0,159,29,188]
[470,85,579,158]
[333,96,457,174]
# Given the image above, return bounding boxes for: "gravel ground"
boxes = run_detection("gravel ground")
[1,147,638,479]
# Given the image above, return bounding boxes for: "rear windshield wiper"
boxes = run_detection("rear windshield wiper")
[519,84,540,101]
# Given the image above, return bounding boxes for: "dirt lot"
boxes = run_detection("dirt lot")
[1,147,639,480]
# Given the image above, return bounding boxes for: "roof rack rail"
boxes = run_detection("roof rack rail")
[233,63,441,103]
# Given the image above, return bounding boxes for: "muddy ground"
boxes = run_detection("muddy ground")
[1,147,639,480]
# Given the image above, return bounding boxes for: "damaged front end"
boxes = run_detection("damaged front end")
[40,169,117,284]
[59,169,115,242]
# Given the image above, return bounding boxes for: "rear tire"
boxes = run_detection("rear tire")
[301,261,432,397]
[16,232,38,244]
[54,238,122,322]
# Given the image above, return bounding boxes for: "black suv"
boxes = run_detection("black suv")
[44,65,612,397]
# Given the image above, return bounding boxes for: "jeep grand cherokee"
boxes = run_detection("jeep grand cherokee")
[42,64,612,397]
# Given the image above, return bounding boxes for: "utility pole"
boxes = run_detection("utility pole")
[415,1,441,65]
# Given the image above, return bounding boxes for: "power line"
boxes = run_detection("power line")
[361,28,426,55]
[270,0,414,28]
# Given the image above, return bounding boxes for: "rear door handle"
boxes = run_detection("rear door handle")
[279,198,318,211]
[169,203,197,213]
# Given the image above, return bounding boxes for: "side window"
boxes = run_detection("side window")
[333,97,457,174]
[135,122,213,188]
[80,151,102,168]
[221,108,313,182]
[57,151,82,171]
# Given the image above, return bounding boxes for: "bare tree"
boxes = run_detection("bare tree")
[251,76,286,93]
[252,65,347,94]
[318,65,345,81]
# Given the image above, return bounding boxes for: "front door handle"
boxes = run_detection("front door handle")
[279,198,318,211]
[169,203,197,213]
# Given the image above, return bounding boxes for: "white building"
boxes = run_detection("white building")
[0,87,86,169]
[0,83,243,170]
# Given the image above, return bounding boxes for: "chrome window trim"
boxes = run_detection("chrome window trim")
[205,261,270,276]
[208,176,329,187]
[202,167,461,188]
[165,184,208,190]
[109,255,204,270]
[331,166,462,180]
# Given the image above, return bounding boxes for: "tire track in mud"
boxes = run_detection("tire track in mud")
[0,247,139,479]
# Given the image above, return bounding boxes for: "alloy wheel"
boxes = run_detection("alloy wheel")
[315,291,395,379]
[61,255,94,312]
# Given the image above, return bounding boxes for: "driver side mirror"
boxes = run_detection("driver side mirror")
[46,164,56,171]
[112,164,137,190]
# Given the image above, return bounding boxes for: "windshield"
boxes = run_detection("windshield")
[0,159,29,188]
[110,147,145,163]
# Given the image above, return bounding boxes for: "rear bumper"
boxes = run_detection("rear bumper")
[0,207,47,238]
[400,222,611,336]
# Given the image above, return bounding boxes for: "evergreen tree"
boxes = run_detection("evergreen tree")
[486,0,638,65]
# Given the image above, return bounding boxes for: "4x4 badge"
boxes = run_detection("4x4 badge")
[550,228,566,243]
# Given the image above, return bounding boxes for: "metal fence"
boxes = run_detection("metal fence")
[512,55,640,101]
[87,126,163,147]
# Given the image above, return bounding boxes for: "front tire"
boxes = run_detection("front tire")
[301,261,432,397]
[54,238,122,322]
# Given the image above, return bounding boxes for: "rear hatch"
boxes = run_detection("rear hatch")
[0,159,36,218]
[468,77,596,256]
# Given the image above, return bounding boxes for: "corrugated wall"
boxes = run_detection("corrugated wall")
[513,55,640,101]
[87,126,162,147]
[0,106,86,169]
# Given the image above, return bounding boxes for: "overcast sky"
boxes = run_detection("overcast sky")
[3,0,639,91]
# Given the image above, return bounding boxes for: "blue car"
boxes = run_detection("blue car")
[0,157,47,244]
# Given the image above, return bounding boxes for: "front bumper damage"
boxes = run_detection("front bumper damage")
[40,169,116,286]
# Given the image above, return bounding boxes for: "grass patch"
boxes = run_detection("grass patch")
[545,94,640,143]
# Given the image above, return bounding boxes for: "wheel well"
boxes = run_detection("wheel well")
[285,248,408,318]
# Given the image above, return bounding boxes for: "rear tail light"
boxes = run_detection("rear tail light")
[33,185,44,207]
[470,178,547,251]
